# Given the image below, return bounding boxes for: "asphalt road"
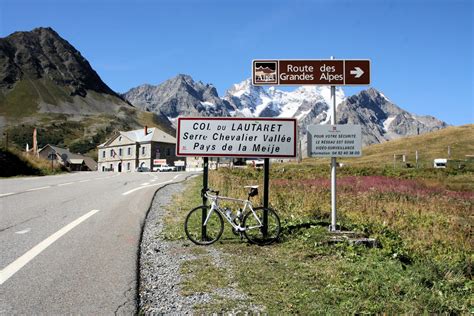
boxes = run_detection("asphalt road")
[0,171,195,314]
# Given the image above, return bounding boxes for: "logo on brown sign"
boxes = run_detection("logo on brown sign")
[253,61,278,85]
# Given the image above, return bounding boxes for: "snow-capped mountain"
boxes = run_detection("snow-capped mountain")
[123,75,448,147]
[224,79,447,146]
[224,78,344,122]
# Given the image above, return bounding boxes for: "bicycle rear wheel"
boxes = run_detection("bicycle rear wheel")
[243,207,281,245]
[184,205,224,245]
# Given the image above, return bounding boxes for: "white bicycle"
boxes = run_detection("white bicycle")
[184,186,281,245]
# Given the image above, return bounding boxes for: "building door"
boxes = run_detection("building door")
[118,162,122,172]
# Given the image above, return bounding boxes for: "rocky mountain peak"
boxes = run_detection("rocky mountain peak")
[123,74,233,119]
[0,26,118,98]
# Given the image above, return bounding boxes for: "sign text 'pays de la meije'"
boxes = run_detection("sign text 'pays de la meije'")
[307,124,362,158]
[176,117,297,158]
[253,59,370,86]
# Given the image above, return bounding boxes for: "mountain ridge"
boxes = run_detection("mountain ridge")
[124,77,448,146]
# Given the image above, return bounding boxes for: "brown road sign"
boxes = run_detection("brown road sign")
[345,60,370,85]
[252,59,370,86]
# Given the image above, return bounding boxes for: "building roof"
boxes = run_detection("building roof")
[98,127,176,148]
[121,127,176,144]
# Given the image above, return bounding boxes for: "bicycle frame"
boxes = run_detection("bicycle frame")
[204,193,263,232]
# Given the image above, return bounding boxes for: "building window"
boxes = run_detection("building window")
[127,163,130,171]
[119,148,122,156]
[128,147,131,156]
[166,148,171,156]
[110,164,113,171]
[142,147,145,155]
[102,151,105,158]
[110,149,113,157]
[119,136,122,142]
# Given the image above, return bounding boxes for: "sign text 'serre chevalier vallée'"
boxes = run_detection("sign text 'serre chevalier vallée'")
[307,124,362,158]
[177,118,297,158]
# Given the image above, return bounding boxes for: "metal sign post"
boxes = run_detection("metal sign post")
[263,158,270,236]
[330,63,338,231]
[202,157,209,241]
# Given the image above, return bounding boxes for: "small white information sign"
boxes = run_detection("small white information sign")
[177,117,297,158]
[307,124,362,157]
[174,160,185,167]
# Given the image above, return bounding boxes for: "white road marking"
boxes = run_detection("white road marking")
[58,182,74,186]
[78,179,91,183]
[26,186,51,192]
[122,180,173,196]
[0,192,14,197]
[15,228,31,234]
[0,209,100,285]
[172,174,180,180]
[141,182,150,185]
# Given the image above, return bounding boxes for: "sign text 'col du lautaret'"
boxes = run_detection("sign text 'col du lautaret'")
[176,118,297,158]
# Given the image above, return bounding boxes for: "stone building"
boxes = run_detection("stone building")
[97,126,176,172]
[38,144,97,171]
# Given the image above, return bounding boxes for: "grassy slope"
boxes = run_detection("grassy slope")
[0,148,63,177]
[163,175,472,314]
[342,124,474,167]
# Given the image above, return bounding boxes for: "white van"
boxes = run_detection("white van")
[433,158,447,168]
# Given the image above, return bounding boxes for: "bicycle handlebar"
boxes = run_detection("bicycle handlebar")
[201,188,219,197]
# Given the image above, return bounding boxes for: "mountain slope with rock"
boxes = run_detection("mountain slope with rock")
[0,27,173,153]
[123,75,234,120]
[224,79,448,146]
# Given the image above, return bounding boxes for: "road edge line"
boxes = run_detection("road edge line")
[0,209,100,285]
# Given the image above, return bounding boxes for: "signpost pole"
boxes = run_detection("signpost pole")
[263,158,270,236]
[202,157,209,240]
[330,57,337,232]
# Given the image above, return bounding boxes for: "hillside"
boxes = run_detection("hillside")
[0,27,173,153]
[338,124,474,167]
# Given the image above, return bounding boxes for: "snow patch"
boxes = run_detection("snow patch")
[383,116,396,131]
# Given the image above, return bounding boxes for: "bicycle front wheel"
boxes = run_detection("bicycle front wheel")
[243,207,281,245]
[184,205,224,245]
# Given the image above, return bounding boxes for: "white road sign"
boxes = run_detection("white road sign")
[307,124,362,157]
[177,117,297,158]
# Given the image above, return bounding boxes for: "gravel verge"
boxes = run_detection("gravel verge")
[139,178,264,314]
[139,181,205,314]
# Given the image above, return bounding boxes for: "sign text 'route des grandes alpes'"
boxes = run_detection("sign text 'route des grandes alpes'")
[176,118,297,158]
[253,59,370,86]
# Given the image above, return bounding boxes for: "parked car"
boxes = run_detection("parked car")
[154,164,176,172]
[136,166,150,172]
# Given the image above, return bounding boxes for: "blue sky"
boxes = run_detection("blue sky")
[1,0,473,125]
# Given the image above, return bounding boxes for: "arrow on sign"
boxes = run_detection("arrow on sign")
[350,67,364,78]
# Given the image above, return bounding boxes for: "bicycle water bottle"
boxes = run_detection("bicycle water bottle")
[236,209,242,220]
[225,208,233,220]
